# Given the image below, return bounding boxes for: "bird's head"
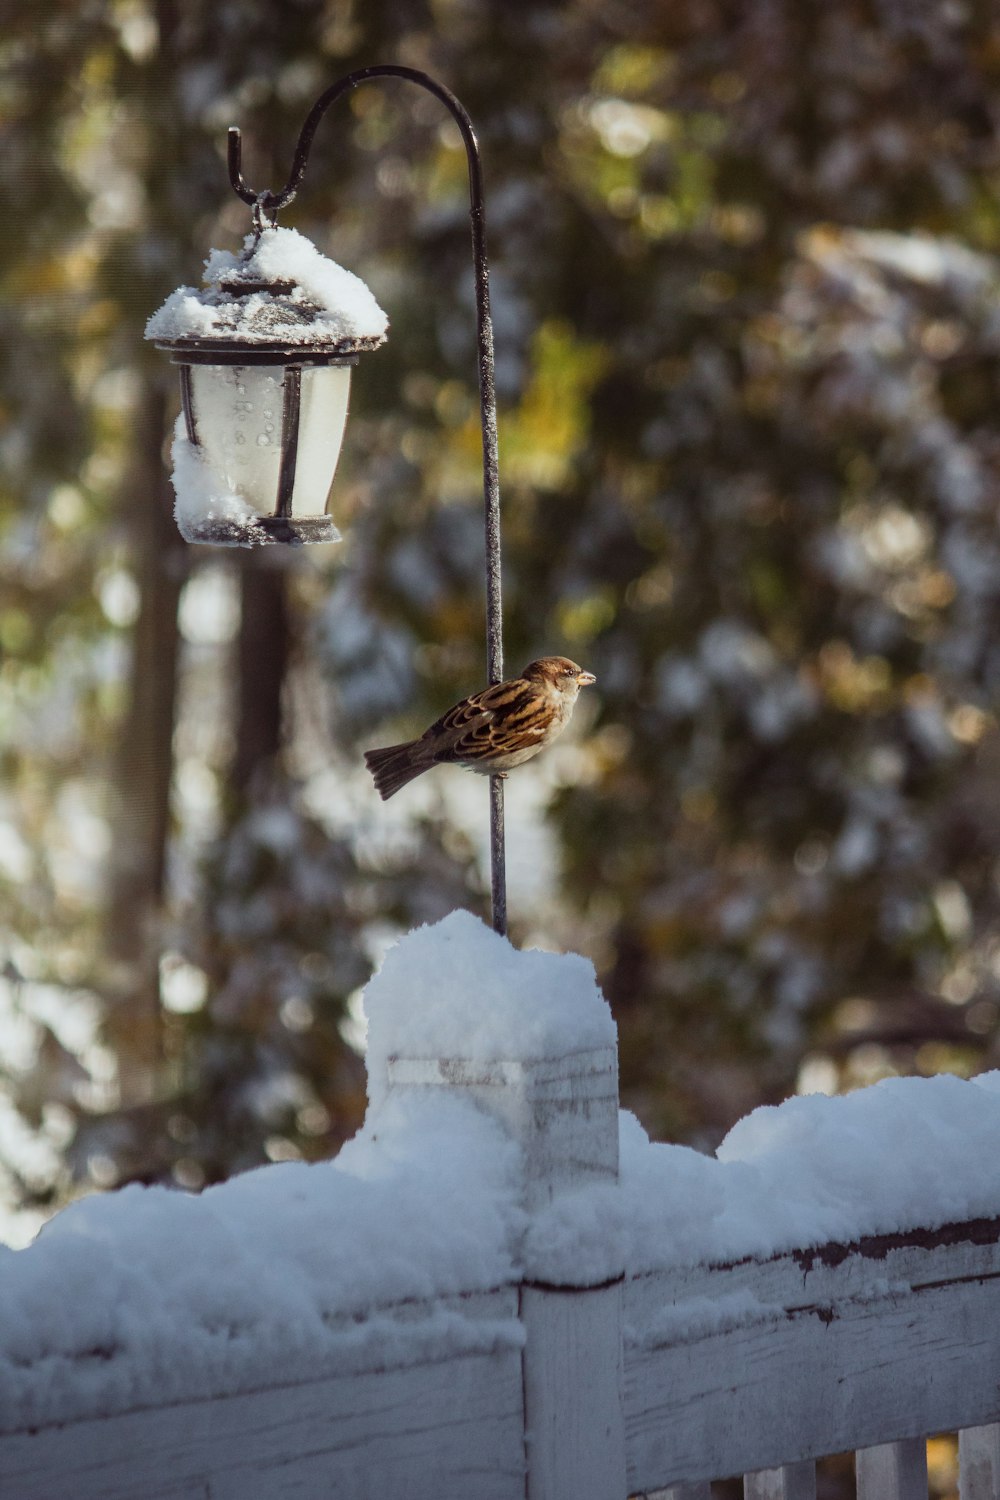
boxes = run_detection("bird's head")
[521,656,597,696]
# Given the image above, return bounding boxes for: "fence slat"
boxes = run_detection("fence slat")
[856,1438,928,1499]
[744,1461,817,1498]
[961,1425,1000,1500]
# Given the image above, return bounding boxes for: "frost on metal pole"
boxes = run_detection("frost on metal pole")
[145,65,508,934]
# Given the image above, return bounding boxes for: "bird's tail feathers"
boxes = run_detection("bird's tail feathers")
[363,742,427,801]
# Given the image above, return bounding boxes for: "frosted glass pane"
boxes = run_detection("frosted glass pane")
[190,366,285,515]
[292,366,351,516]
[189,364,352,518]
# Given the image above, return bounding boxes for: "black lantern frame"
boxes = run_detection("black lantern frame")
[159,65,508,934]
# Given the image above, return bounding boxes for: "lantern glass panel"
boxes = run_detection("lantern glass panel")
[189,364,352,518]
[190,365,283,513]
[294,365,352,516]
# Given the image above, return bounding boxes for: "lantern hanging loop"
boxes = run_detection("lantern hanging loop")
[251,191,278,236]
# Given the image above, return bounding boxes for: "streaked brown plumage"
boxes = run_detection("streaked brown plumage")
[364,656,596,801]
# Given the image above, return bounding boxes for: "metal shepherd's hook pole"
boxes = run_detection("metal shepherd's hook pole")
[228,65,508,936]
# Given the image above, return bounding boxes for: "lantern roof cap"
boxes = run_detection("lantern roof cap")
[144,226,389,355]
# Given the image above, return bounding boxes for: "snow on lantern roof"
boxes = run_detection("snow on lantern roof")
[144,226,389,355]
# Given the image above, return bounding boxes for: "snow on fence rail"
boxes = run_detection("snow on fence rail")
[4,910,1000,1499]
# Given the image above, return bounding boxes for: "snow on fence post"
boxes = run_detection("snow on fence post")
[365,910,627,1500]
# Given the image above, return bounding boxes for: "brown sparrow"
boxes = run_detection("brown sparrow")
[364,656,596,801]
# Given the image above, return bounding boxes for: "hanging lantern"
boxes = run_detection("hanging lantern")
[146,221,388,546]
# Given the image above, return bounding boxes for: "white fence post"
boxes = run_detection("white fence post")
[505,1043,626,1500]
[520,1275,625,1500]
[386,1042,626,1500]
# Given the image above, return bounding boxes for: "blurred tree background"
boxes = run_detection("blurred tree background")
[3,0,1000,1251]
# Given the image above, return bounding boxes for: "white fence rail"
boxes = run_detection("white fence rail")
[3,913,1000,1499]
[627,1217,1000,1497]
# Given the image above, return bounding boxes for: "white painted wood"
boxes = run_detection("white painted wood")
[626,1229,1000,1335]
[744,1461,816,1499]
[645,1485,713,1499]
[0,1281,518,1437]
[856,1438,928,1499]
[0,1345,526,1500]
[624,1225,1000,1492]
[521,1280,626,1500]
[961,1424,1000,1499]
[660,1485,713,1499]
[388,1047,620,1212]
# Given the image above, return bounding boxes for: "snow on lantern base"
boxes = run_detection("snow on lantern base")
[170,414,343,548]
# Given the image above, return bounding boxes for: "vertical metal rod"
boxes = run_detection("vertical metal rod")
[179,364,198,445]
[276,366,301,518]
[489,775,507,936]
[228,67,508,934]
[464,117,507,937]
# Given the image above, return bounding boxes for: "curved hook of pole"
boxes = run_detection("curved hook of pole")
[228,66,485,217]
[227,65,507,937]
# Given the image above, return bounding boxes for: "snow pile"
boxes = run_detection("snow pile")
[0,1089,522,1432]
[524,1072,1000,1288]
[363,907,616,1110]
[145,226,388,348]
[713,1069,1000,1254]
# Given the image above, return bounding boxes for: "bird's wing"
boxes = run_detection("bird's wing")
[421,689,495,745]
[426,678,555,764]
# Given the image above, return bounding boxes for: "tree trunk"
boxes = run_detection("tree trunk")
[105,379,186,1104]
[232,552,290,799]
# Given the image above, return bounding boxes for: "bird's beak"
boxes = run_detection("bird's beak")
[577,671,596,686]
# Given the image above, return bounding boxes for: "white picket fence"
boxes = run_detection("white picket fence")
[3,919,1000,1500]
